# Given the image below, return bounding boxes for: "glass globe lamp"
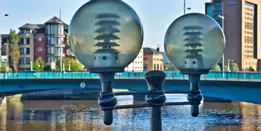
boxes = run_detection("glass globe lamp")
[69,0,143,73]
[164,13,225,74]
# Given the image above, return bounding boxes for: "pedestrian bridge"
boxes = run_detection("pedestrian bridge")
[1,72,261,104]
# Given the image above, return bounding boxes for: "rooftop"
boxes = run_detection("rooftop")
[45,16,64,24]
[19,23,44,29]
[18,16,69,30]
[143,47,162,55]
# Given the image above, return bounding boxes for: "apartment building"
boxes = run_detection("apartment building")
[17,16,71,70]
[124,49,144,72]
[205,0,261,71]
[143,47,164,71]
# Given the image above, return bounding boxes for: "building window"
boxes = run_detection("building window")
[51,47,55,54]
[20,48,30,55]
[20,58,31,64]
[22,38,30,45]
[20,29,30,34]
[47,56,57,63]
[144,64,148,71]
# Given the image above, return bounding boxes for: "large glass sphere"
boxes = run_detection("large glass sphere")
[69,0,143,73]
[164,13,226,74]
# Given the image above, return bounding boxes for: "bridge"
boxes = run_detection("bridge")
[1,72,261,104]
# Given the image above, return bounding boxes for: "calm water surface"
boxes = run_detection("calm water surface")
[0,95,261,131]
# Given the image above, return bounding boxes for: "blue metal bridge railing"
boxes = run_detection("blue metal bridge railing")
[1,72,261,81]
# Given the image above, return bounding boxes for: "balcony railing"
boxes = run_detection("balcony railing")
[0,72,261,81]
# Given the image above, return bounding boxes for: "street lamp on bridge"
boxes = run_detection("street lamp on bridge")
[183,0,191,14]
[69,1,226,131]
[0,13,9,73]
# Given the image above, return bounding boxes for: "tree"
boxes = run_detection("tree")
[224,65,229,72]
[248,66,255,72]
[56,57,84,72]
[210,65,221,72]
[38,60,45,72]
[1,63,12,73]
[8,30,20,72]
[44,63,51,71]
[230,63,240,72]
[1,63,8,72]
[33,60,45,72]
[70,59,84,71]
[164,62,178,71]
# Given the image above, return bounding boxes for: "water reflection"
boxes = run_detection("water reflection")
[0,96,261,131]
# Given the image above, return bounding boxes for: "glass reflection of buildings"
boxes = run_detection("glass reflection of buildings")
[94,13,121,67]
[183,26,204,69]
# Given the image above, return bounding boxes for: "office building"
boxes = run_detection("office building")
[205,0,261,71]
[125,49,144,72]
[143,47,164,71]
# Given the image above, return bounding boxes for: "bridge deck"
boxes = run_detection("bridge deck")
[1,78,261,104]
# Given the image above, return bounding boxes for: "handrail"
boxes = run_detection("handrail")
[0,71,261,82]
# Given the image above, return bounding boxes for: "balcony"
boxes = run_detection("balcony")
[46,44,65,48]
[19,33,33,38]
[47,53,65,57]
[46,34,65,37]
[19,64,30,69]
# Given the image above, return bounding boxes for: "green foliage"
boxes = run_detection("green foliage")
[164,62,178,71]
[33,60,45,72]
[8,30,20,72]
[1,63,12,73]
[210,65,221,72]
[248,66,255,72]
[224,65,229,72]
[56,57,84,72]
[230,63,240,72]
[1,63,8,72]
[44,64,51,71]
[9,68,13,73]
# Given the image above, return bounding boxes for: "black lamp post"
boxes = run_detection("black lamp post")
[69,0,226,130]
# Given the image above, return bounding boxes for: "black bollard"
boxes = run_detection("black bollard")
[145,71,166,131]
[98,72,117,125]
[187,74,203,117]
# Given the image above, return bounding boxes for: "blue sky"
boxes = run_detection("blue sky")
[0,0,210,49]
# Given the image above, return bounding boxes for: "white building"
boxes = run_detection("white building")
[124,49,143,72]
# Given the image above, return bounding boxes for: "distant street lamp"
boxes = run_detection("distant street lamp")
[184,0,191,14]
[0,13,8,16]
[228,59,234,72]
[68,61,71,72]
[30,61,33,71]
[218,15,225,77]
[0,13,9,73]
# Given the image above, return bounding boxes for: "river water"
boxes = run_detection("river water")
[0,95,261,131]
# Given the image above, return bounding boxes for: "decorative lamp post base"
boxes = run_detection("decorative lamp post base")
[96,70,204,130]
[98,72,117,125]
[187,73,203,117]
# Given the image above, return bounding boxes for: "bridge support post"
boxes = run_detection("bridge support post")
[187,74,203,117]
[145,71,166,131]
[98,72,117,125]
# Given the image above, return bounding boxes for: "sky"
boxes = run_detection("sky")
[0,0,210,50]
